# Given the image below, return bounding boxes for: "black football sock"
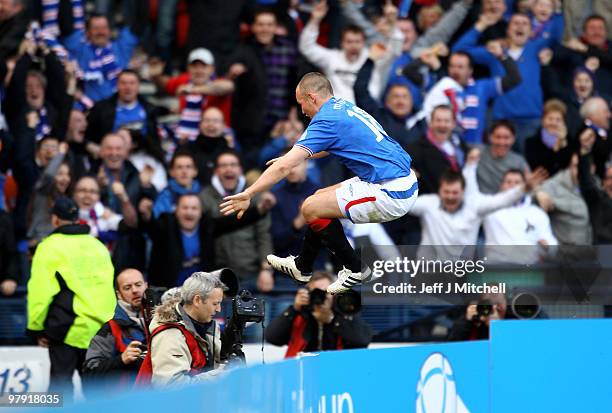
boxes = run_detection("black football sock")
[317,219,362,273]
[295,228,322,274]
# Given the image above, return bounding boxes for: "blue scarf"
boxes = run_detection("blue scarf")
[169,178,201,202]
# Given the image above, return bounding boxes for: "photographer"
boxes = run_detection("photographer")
[448,292,508,341]
[265,272,372,358]
[137,272,226,388]
[82,269,148,391]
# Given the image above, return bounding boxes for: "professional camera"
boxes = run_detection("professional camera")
[232,289,265,323]
[308,288,327,308]
[475,299,494,320]
[142,286,168,335]
[217,269,265,363]
[510,292,541,319]
[334,290,362,315]
[306,289,362,315]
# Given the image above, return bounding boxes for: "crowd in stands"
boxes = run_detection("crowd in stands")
[0,0,611,299]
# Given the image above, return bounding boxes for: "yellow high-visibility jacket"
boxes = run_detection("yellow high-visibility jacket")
[27,224,116,349]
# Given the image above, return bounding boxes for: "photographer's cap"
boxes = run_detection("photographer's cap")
[50,196,79,221]
[188,48,214,66]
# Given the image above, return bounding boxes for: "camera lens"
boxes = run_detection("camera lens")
[334,290,362,315]
[476,299,493,318]
[511,293,541,319]
[309,288,327,306]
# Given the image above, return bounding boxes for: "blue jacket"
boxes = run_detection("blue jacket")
[355,59,421,147]
[63,28,139,102]
[453,27,560,120]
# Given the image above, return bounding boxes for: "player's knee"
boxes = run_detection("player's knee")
[301,197,318,222]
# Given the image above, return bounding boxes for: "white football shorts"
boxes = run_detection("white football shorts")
[335,172,419,224]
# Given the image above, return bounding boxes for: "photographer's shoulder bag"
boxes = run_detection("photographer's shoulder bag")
[135,322,207,386]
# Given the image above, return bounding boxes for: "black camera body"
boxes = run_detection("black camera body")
[305,289,362,315]
[142,286,168,333]
[233,290,265,323]
[218,267,266,363]
[308,288,327,308]
[475,299,493,319]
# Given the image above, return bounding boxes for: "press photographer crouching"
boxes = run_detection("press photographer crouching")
[136,272,226,387]
[266,272,372,358]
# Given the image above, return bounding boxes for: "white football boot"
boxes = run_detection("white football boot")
[327,266,372,295]
[266,254,312,283]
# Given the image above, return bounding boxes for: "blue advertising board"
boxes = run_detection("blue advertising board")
[490,319,612,413]
[45,319,612,413]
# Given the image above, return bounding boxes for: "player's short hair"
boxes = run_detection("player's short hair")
[439,169,465,189]
[298,72,334,97]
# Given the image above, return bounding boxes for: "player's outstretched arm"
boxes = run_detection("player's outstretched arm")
[308,151,329,160]
[266,151,328,166]
[220,147,310,218]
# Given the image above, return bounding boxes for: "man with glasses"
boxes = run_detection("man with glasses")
[72,175,137,247]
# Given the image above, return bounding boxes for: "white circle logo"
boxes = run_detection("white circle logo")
[416,353,458,413]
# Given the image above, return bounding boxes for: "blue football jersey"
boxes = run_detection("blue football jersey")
[295,97,412,183]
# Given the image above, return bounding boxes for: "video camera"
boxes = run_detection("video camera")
[142,286,168,334]
[140,269,265,364]
[216,269,265,363]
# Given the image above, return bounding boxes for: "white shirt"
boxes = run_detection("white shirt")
[410,163,524,259]
[483,197,558,264]
[299,22,369,103]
